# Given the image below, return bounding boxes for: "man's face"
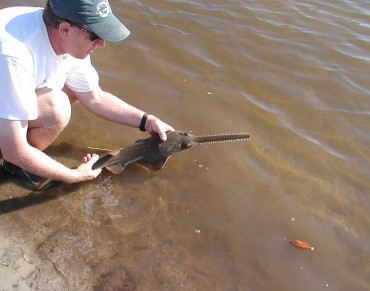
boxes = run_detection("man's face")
[62,23,105,59]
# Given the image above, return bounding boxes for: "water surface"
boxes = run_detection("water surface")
[0,0,369,290]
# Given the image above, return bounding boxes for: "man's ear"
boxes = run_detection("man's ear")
[58,21,71,39]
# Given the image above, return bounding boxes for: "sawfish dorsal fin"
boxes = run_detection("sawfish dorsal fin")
[92,148,121,170]
[92,148,135,174]
[92,154,113,170]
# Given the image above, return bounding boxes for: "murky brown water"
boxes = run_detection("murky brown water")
[1,0,370,290]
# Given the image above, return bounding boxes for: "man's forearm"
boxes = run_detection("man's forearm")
[80,91,145,128]
[6,144,80,183]
[76,90,174,140]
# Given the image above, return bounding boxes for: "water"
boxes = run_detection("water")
[0,0,369,290]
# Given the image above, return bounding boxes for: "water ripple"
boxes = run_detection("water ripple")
[283,121,350,160]
[80,175,118,216]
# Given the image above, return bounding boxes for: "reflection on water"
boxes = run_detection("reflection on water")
[1,0,370,290]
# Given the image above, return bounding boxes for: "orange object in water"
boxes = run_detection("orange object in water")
[289,240,312,250]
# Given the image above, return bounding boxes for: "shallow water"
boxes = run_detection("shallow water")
[0,0,369,290]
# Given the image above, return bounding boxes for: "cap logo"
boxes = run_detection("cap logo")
[96,1,111,18]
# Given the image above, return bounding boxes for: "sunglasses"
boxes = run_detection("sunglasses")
[77,26,101,42]
[60,19,101,41]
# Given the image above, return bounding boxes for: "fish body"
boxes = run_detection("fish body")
[92,131,250,174]
[289,240,313,250]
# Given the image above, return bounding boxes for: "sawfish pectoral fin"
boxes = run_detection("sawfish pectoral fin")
[135,156,170,171]
[105,163,127,174]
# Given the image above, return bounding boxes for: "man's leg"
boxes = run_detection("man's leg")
[27,88,72,151]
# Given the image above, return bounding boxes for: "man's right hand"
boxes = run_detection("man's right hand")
[75,153,102,182]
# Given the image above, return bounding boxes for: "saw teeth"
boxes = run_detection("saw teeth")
[197,133,250,144]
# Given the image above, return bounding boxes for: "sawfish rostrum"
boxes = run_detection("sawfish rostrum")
[92,131,250,174]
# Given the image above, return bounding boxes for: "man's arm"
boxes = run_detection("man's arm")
[0,118,101,183]
[72,89,174,141]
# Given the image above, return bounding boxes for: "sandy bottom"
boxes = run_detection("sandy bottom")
[0,163,242,291]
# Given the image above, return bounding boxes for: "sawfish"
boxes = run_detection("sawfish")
[92,131,250,174]
[33,131,249,190]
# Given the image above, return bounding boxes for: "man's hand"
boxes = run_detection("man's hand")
[145,115,174,141]
[75,153,102,182]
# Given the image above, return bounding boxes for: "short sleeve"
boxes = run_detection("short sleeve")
[65,57,102,93]
[0,54,37,120]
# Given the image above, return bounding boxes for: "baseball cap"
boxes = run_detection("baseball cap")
[50,0,130,42]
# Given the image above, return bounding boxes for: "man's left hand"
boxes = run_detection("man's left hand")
[145,115,174,141]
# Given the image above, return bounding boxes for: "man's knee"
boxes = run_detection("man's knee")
[32,89,72,131]
[48,91,71,129]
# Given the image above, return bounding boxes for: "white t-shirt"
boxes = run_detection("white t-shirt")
[0,6,101,121]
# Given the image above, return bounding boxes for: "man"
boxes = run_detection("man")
[0,0,174,188]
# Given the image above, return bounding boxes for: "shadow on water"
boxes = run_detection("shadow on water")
[0,168,80,215]
[0,142,103,215]
[0,141,156,216]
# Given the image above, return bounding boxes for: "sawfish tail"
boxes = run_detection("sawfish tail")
[192,133,250,144]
